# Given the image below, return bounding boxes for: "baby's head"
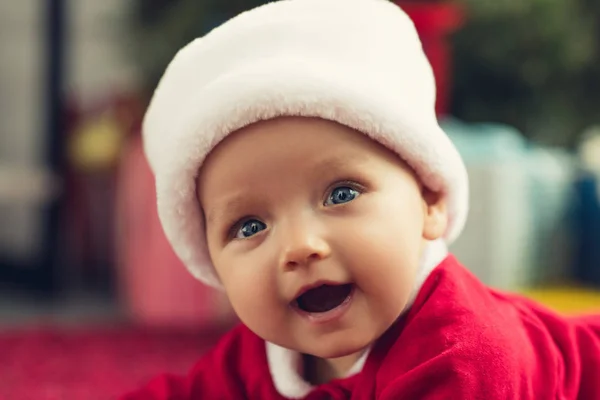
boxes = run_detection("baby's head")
[143,0,468,360]
[198,116,447,359]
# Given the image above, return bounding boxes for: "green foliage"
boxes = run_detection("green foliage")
[450,0,600,145]
[127,0,270,94]
[127,0,600,145]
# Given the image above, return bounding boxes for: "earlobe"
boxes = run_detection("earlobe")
[422,190,448,241]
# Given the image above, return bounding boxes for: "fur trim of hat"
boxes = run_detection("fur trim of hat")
[143,0,469,288]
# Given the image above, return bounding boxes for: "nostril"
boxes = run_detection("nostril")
[280,239,331,269]
[307,252,321,262]
[285,252,321,269]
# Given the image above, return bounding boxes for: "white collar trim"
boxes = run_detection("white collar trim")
[265,342,370,399]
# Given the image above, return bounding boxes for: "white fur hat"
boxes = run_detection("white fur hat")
[143,0,469,288]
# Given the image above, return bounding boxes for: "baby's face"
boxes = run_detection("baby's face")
[198,117,446,360]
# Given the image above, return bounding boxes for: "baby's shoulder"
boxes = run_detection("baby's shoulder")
[377,264,560,398]
[395,257,559,371]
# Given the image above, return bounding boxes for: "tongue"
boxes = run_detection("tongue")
[296,284,352,313]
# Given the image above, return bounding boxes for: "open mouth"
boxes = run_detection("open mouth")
[293,283,354,314]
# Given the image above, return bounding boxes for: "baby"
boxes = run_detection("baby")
[122,0,600,398]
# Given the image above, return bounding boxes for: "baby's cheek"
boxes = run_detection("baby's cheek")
[225,273,282,322]
[233,293,290,343]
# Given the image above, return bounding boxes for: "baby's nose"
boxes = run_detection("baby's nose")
[278,223,331,271]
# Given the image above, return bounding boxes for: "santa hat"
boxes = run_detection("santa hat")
[143,0,469,288]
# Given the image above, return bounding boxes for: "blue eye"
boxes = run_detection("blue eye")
[326,186,359,205]
[235,219,266,239]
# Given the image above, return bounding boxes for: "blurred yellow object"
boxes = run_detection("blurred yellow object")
[522,286,600,314]
[68,112,125,172]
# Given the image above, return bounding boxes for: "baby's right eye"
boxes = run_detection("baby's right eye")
[234,219,266,239]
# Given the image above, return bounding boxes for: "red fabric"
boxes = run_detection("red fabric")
[0,326,224,400]
[398,2,465,116]
[121,255,600,399]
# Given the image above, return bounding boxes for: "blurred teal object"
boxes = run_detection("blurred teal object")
[525,147,577,282]
[440,118,576,288]
[441,118,534,289]
[442,118,527,163]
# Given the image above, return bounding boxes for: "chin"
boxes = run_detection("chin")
[307,335,371,359]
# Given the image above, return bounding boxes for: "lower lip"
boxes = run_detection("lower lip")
[292,286,355,325]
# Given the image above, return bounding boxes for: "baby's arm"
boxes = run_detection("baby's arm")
[567,313,600,397]
[377,351,519,400]
[377,311,600,399]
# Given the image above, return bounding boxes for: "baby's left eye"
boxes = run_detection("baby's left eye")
[325,186,360,206]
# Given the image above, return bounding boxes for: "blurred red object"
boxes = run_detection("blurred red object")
[397,2,464,116]
[0,326,222,400]
[115,134,234,328]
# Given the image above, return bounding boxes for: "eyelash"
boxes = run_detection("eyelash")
[225,180,366,241]
[227,216,259,240]
[324,180,365,201]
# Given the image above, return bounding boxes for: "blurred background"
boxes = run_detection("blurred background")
[1,0,599,398]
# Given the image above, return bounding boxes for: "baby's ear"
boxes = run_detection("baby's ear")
[421,189,448,241]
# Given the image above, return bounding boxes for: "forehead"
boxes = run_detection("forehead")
[201,116,396,174]
[212,117,373,159]
[196,117,409,203]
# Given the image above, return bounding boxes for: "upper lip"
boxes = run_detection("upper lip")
[292,280,349,301]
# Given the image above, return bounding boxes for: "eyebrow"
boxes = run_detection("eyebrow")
[204,195,248,227]
[311,153,370,175]
[203,153,371,226]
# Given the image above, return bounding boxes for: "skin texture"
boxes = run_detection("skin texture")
[198,117,447,383]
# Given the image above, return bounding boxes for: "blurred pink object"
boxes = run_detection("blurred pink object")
[116,134,233,328]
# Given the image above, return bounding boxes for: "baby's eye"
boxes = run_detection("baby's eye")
[325,186,360,206]
[235,219,266,239]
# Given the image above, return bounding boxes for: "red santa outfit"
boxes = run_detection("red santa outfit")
[121,255,600,399]
[124,0,600,398]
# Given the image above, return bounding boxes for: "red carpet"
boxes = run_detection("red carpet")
[0,325,224,400]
